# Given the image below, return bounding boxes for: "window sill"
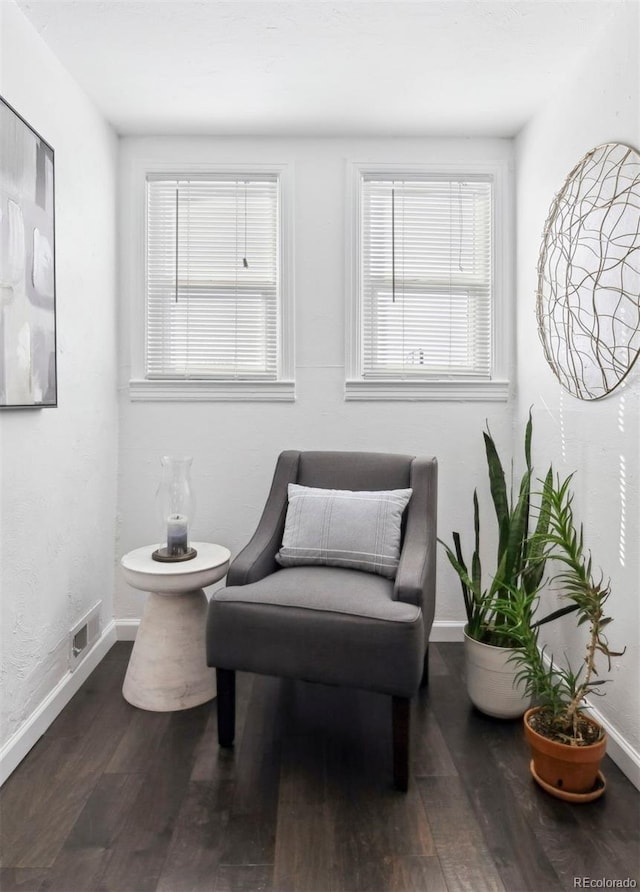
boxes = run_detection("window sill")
[129,379,296,402]
[344,378,510,402]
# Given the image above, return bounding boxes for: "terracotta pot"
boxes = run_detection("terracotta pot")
[524,706,607,797]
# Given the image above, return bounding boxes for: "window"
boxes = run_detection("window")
[131,166,293,401]
[346,163,510,400]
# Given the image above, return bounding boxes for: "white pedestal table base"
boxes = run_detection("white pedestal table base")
[123,588,216,711]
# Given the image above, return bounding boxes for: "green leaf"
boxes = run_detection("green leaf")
[523,466,553,593]
[533,603,579,627]
[524,408,533,472]
[438,534,472,625]
[502,468,532,586]
[472,490,481,596]
[483,427,509,557]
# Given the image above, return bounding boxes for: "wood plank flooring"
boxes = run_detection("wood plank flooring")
[0,642,638,892]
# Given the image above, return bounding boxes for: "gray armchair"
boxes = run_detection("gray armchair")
[206,450,437,790]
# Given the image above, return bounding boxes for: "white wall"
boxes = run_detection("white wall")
[516,2,640,777]
[0,1,118,754]
[116,136,515,626]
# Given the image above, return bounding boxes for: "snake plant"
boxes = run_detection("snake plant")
[440,411,553,647]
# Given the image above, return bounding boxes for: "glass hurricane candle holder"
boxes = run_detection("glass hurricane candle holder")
[152,456,197,562]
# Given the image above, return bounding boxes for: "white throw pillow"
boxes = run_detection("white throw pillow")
[276,483,412,579]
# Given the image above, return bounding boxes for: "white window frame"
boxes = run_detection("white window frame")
[128,161,294,402]
[345,160,511,401]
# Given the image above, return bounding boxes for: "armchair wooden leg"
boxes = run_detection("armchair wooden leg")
[216,668,236,748]
[420,647,429,688]
[392,696,410,792]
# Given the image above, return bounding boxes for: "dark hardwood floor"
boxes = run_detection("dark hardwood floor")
[1,642,638,892]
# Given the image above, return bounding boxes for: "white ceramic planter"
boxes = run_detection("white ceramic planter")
[464,628,531,719]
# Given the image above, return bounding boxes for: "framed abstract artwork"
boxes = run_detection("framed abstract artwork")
[0,96,57,408]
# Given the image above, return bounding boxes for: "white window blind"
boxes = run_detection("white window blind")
[360,176,493,379]
[146,175,280,379]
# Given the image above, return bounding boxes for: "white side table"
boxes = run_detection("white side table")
[120,542,230,711]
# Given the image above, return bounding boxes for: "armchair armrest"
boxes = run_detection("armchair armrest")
[393,457,438,633]
[227,450,301,586]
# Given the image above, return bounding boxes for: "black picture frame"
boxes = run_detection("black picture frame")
[0,96,57,408]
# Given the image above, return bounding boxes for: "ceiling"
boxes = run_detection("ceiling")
[14,0,626,137]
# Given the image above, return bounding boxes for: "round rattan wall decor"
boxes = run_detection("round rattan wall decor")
[536,142,640,400]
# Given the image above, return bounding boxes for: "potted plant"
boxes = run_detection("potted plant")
[509,473,625,801]
[440,413,554,718]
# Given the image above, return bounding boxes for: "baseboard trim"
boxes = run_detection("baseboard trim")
[430,620,465,642]
[584,701,640,791]
[119,618,466,642]
[115,618,140,640]
[114,618,467,643]
[0,621,118,787]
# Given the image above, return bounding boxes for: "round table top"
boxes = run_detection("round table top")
[121,542,231,594]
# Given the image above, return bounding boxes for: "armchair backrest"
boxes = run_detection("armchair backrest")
[297,451,413,491]
[228,451,437,626]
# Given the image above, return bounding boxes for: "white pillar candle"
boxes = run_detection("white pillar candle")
[167,513,188,554]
